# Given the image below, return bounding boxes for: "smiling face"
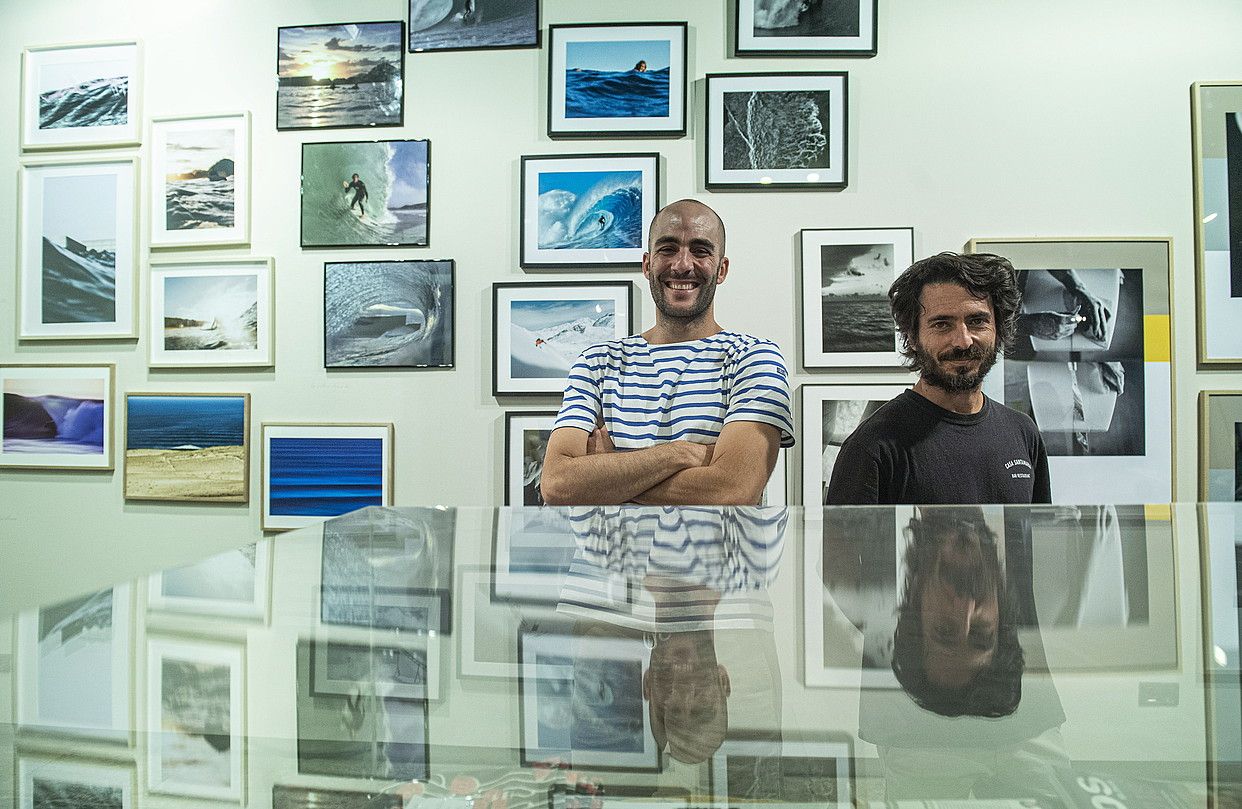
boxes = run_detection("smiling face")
[911,282,998,392]
[642,201,729,325]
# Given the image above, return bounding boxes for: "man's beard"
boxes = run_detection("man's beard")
[650,268,719,322]
[913,341,998,393]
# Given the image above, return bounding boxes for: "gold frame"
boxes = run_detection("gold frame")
[0,363,115,470]
[1197,389,1242,500]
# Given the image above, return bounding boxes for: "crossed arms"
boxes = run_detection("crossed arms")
[540,420,780,506]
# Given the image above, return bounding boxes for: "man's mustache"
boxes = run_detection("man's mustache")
[938,345,988,362]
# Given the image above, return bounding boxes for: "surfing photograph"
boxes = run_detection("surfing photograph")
[324,259,454,368]
[301,140,429,247]
[22,42,140,149]
[735,0,875,56]
[408,0,538,52]
[1,366,112,469]
[151,114,249,248]
[277,22,404,130]
[124,394,249,502]
[549,24,686,137]
[149,260,271,369]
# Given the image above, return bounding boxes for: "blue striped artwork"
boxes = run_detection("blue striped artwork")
[268,436,383,517]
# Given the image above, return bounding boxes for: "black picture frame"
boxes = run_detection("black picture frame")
[492,280,636,396]
[546,22,688,139]
[407,0,541,53]
[504,410,558,505]
[276,21,406,132]
[704,71,848,191]
[323,259,456,369]
[732,0,878,58]
[300,139,431,248]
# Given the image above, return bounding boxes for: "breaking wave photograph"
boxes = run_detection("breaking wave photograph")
[722,89,831,170]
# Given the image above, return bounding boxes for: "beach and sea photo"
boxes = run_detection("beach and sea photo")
[124,393,249,502]
[278,22,404,130]
[21,41,140,149]
[408,0,539,52]
[151,113,249,247]
[149,259,272,368]
[1,364,114,469]
[302,140,429,247]
[324,260,454,368]
[262,423,393,531]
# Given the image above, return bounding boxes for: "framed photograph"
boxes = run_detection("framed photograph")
[1200,391,1242,501]
[124,393,250,502]
[301,140,429,248]
[319,506,455,635]
[518,622,660,771]
[711,736,854,808]
[277,22,404,130]
[148,541,272,620]
[15,584,133,741]
[458,565,559,679]
[149,257,274,369]
[550,784,691,809]
[408,0,539,52]
[705,72,847,190]
[493,281,635,395]
[296,639,429,780]
[547,23,687,138]
[968,237,1174,504]
[505,411,557,505]
[1193,82,1242,364]
[19,156,137,340]
[150,112,250,248]
[520,153,658,268]
[21,41,141,150]
[18,756,135,809]
[324,259,455,368]
[735,0,877,57]
[310,637,438,701]
[146,637,245,802]
[491,508,580,605]
[261,423,394,532]
[274,785,402,809]
[1200,501,1242,793]
[0,363,115,470]
[764,447,789,506]
[800,384,908,506]
[799,227,912,368]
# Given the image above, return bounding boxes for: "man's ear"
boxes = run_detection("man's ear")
[642,252,652,280]
[715,256,729,285]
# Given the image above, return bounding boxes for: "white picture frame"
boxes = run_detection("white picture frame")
[458,565,559,679]
[147,540,272,621]
[148,257,275,368]
[150,112,251,248]
[18,756,136,809]
[0,363,116,470]
[21,41,142,151]
[491,507,580,605]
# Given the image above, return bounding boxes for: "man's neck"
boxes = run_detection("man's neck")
[642,313,722,345]
[911,377,985,415]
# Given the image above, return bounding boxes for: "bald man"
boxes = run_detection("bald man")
[540,199,794,506]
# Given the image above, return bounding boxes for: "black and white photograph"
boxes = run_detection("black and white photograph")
[146,637,244,802]
[735,0,877,57]
[16,584,132,741]
[1200,391,1242,500]
[519,623,660,771]
[148,258,274,368]
[319,506,455,634]
[492,507,580,604]
[711,737,854,808]
[706,72,846,190]
[324,259,454,368]
[274,785,403,809]
[799,384,908,507]
[800,228,912,368]
[549,785,691,809]
[311,638,436,701]
[505,411,557,505]
[1193,84,1242,363]
[18,756,135,809]
[296,639,430,781]
[408,0,539,52]
[150,113,250,248]
[277,22,404,130]
[21,41,141,150]
[147,541,271,620]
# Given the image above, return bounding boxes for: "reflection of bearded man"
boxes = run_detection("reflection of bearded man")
[643,630,731,764]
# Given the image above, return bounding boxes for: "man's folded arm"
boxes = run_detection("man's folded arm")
[630,420,779,506]
[540,426,709,505]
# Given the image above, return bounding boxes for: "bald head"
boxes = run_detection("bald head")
[648,199,727,257]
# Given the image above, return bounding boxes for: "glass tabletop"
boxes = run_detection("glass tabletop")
[2,503,1237,808]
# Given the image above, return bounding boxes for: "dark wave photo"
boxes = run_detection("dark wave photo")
[408,0,538,51]
[163,127,235,231]
[40,173,118,325]
[564,39,670,119]
[722,89,831,170]
[37,52,130,131]
[3,376,106,457]
[324,260,454,368]
[752,0,860,38]
[32,777,123,809]
[819,242,895,353]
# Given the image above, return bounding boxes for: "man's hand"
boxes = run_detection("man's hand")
[1069,287,1111,342]
[586,421,615,455]
[1026,310,1081,340]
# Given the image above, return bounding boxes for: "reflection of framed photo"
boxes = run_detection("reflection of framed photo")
[149,541,272,620]
[734,0,876,57]
[124,393,250,502]
[324,259,455,368]
[493,281,635,396]
[799,227,912,368]
[1200,390,1242,500]
[21,41,141,150]
[518,622,660,771]
[520,153,658,268]
[547,23,687,139]
[149,258,275,368]
[458,565,559,679]
[275,785,402,809]
[1,363,115,470]
[968,237,1174,504]
[146,637,245,802]
[18,756,135,809]
[1200,501,1242,796]
[799,384,907,507]
[711,735,854,807]
[310,637,438,700]
[491,508,580,605]
[505,411,557,505]
[150,113,250,248]
[16,583,133,741]
[705,72,847,190]
[19,157,138,339]
[1193,82,1242,364]
[408,0,539,53]
[261,423,393,531]
[300,140,430,248]
[550,784,691,809]
[277,22,404,131]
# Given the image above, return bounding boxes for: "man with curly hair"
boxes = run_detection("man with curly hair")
[826,252,1051,505]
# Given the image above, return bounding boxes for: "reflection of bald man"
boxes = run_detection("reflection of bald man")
[542,200,794,506]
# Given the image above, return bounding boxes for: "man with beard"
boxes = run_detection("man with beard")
[540,199,794,505]
[825,252,1050,504]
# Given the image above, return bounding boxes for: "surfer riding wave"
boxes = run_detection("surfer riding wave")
[345,173,368,216]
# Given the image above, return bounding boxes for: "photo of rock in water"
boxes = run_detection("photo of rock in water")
[163,127,235,231]
[161,273,258,352]
[278,23,404,130]
[324,260,453,367]
[722,89,831,170]
[751,0,861,39]
[158,657,233,789]
[819,242,896,354]
[3,376,106,457]
[36,55,129,130]
[564,39,670,120]
[301,141,428,247]
[40,172,117,325]
[408,0,538,51]
[125,394,247,502]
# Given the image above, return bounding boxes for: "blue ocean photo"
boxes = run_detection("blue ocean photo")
[268,436,384,517]
[537,170,642,252]
[38,57,129,130]
[278,23,403,129]
[302,141,428,247]
[564,39,670,119]
[2,377,105,456]
[125,395,247,500]
[164,127,236,231]
[41,172,118,325]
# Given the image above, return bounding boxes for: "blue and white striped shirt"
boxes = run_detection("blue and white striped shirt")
[553,331,795,448]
